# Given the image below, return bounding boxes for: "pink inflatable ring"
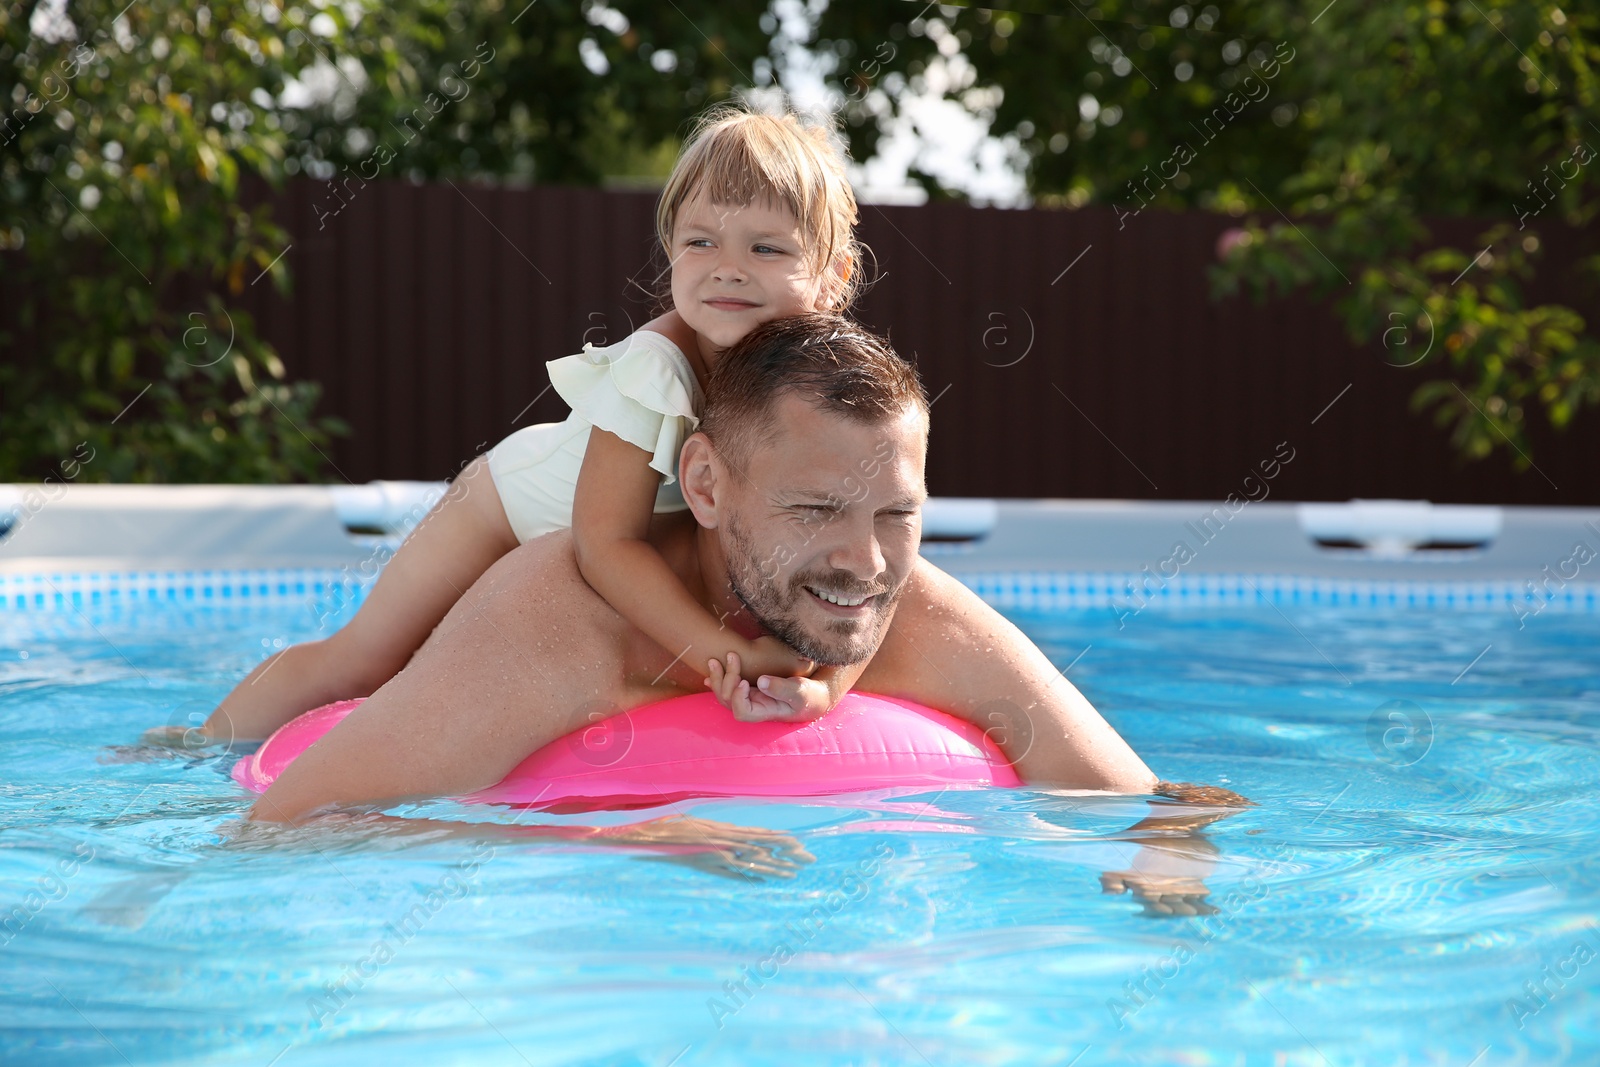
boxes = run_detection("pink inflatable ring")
[231,692,1021,812]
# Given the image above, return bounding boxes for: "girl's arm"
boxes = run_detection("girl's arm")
[571,427,813,681]
[705,655,871,722]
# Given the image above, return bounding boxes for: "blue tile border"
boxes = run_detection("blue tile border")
[0,568,375,612]
[961,570,1600,614]
[1,567,1596,615]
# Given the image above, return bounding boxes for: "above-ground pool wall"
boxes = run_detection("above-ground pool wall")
[3,486,1597,618]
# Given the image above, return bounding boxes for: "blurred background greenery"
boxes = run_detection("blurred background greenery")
[1,0,1595,481]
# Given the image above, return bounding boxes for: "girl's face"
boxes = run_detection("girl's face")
[669,194,832,352]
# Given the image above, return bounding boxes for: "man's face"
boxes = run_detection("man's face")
[718,392,928,666]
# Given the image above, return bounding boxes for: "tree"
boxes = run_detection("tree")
[1,0,346,481]
[0,0,775,482]
[281,0,775,186]
[805,0,1600,468]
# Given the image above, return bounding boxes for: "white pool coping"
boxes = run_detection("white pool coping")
[2,483,1596,614]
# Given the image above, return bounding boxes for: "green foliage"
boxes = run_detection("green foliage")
[809,0,1600,468]
[0,0,346,482]
[278,0,774,185]
[0,0,776,483]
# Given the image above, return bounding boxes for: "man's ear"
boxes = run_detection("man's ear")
[678,432,722,529]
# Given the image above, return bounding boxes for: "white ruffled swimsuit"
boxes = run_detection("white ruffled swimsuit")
[486,330,704,543]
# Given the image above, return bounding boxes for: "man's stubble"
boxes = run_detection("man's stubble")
[722,515,903,668]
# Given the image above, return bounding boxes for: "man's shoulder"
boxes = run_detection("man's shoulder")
[482,529,593,604]
[879,558,1054,678]
[900,557,992,620]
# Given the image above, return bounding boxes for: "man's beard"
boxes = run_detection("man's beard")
[723,517,901,667]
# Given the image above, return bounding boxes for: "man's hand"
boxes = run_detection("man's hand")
[139,725,219,751]
[1099,786,1248,918]
[705,653,832,722]
[596,814,816,879]
[1101,871,1218,917]
[1154,780,1254,808]
[102,725,227,763]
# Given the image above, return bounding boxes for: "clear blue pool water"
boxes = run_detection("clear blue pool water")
[2,585,1598,1065]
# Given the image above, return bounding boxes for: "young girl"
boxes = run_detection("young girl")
[174,104,873,746]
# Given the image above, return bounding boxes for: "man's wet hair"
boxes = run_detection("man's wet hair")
[699,313,928,468]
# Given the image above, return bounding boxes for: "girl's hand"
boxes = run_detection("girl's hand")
[737,635,814,681]
[705,655,833,723]
[749,675,835,722]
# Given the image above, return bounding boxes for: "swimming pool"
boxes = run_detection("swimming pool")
[3,559,1597,1066]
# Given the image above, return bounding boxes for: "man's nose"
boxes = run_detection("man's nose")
[825,516,886,582]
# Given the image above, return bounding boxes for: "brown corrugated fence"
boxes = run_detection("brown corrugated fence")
[141,179,1600,504]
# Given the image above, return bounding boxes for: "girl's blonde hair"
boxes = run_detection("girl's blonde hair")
[656,104,864,312]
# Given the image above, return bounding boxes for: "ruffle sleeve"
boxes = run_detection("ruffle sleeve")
[546,330,702,484]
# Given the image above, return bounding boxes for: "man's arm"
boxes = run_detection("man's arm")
[858,559,1159,792]
[233,808,813,879]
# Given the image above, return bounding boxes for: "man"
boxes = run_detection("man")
[248,315,1159,830]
